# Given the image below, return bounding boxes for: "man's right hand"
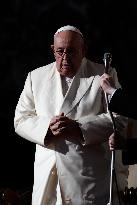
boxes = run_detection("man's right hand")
[49,112,66,137]
[49,113,83,140]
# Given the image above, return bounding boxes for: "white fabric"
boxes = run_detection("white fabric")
[14,58,128,205]
[54,25,83,37]
[61,76,73,97]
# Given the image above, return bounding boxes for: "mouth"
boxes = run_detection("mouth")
[62,63,71,69]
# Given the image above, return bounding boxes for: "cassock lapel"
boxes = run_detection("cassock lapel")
[54,69,64,115]
[47,63,64,115]
[59,58,95,116]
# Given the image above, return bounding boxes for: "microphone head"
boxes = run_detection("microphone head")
[103,53,112,73]
[103,52,112,63]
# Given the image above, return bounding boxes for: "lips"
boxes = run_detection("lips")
[62,64,71,69]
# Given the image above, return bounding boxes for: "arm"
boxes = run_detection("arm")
[14,72,52,147]
[78,113,128,145]
[78,69,128,146]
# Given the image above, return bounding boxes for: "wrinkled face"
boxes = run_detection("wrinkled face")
[51,31,85,78]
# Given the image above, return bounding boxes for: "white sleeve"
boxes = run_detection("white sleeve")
[78,68,128,145]
[14,72,51,147]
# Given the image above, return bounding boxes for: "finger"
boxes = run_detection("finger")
[50,113,67,124]
[50,121,67,132]
[52,129,61,136]
[58,121,68,129]
[49,116,62,126]
[110,147,115,151]
[52,127,66,136]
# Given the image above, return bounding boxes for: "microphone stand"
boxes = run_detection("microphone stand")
[103,53,121,205]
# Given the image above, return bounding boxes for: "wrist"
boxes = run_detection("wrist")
[44,128,54,146]
[107,88,116,95]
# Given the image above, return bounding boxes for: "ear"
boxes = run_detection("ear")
[51,45,56,58]
[51,45,54,51]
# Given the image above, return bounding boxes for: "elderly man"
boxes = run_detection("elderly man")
[14,25,128,205]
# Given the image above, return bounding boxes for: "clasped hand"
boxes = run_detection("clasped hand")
[49,112,81,138]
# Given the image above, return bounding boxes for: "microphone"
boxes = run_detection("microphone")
[103,53,112,74]
[103,53,119,205]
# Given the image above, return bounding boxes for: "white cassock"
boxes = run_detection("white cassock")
[14,57,128,205]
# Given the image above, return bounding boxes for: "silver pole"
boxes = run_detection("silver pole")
[103,53,120,205]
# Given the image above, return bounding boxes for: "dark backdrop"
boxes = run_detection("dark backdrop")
[1,0,137,191]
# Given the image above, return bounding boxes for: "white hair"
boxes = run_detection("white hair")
[54,25,83,37]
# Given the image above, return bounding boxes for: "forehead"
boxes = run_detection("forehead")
[54,31,83,47]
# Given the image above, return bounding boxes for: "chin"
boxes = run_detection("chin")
[59,68,69,75]
[61,72,74,78]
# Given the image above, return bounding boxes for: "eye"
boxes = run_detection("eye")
[55,49,64,56]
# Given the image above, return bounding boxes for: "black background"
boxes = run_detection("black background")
[1,0,137,191]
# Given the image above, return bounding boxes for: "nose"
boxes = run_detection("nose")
[62,52,70,59]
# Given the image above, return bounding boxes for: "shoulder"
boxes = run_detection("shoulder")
[24,62,56,86]
[27,62,55,81]
[31,62,55,76]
